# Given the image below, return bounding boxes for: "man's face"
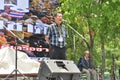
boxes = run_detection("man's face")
[54,13,63,25]
[31,17,37,21]
[85,53,90,58]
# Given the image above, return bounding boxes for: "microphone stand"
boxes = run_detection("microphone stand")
[3,25,28,80]
[64,21,88,63]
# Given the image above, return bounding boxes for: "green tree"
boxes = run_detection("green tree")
[57,0,120,79]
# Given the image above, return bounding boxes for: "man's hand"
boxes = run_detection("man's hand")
[45,36,50,44]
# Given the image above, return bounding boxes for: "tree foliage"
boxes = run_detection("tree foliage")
[57,0,120,71]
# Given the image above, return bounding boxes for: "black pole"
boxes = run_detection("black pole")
[15,37,18,80]
[4,25,28,80]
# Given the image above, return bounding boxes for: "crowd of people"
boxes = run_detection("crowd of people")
[0,0,59,23]
[0,0,60,57]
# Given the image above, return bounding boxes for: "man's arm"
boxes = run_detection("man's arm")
[45,36,50,44]
[45,26,51,44]
[77,57,83,71]
[89,60,95,69]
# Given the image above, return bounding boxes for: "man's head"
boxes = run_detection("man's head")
[53,12,63,26]
[84,50,90,58]
[31,15,38,21]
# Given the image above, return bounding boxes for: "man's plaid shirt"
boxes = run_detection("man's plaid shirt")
[46,22,68,48]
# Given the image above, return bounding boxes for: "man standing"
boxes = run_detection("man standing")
[45,12,68,60]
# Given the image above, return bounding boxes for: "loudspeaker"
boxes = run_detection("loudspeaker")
[38,60,80,80]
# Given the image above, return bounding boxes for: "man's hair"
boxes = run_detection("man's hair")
[53,12,62,17]
[84,50,89,54]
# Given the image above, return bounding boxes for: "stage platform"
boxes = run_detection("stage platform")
[0,73,38,80]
